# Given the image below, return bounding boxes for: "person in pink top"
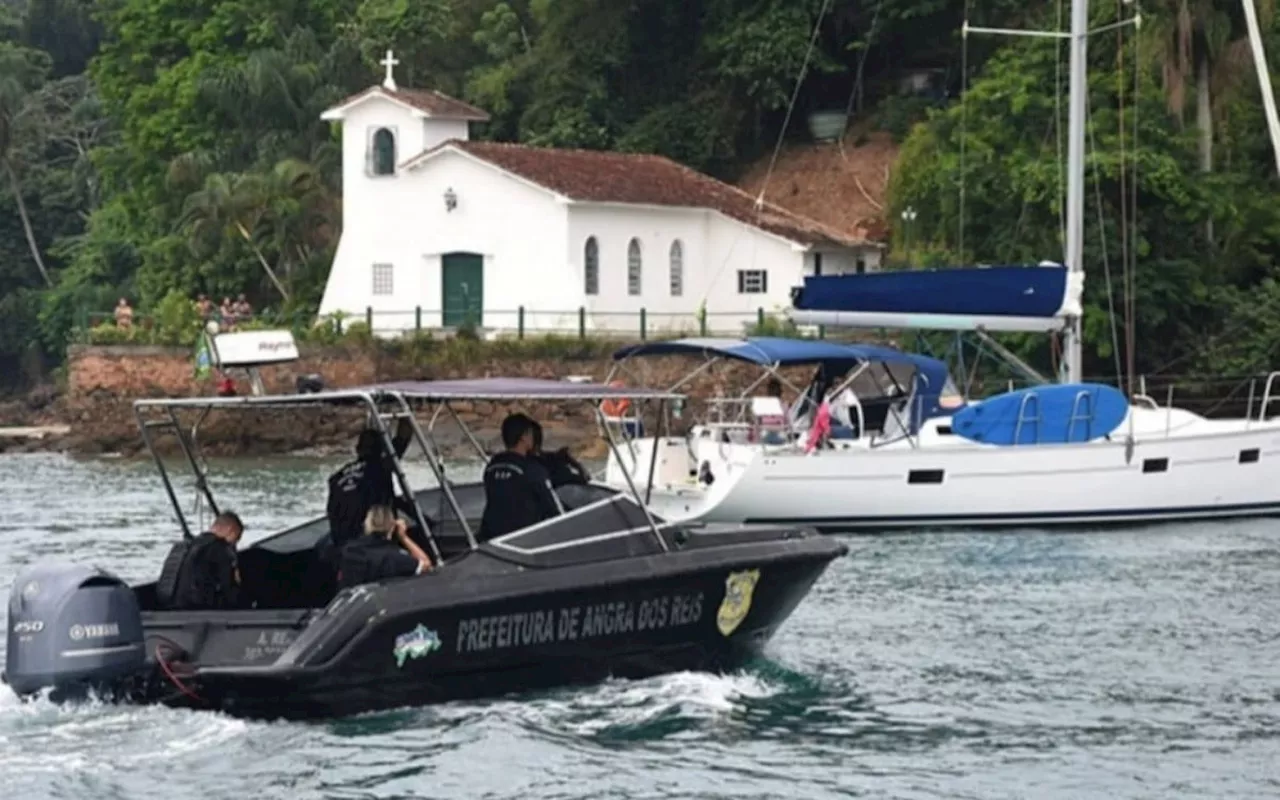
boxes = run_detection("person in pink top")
[806,400,832,453]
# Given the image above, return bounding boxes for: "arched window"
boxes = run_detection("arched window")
[627,238,642,296]
[371,128,396,176]
[669,240,684,296]
[584,237,599,295]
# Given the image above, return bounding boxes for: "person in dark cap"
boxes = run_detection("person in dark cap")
[157,511,244,611]
[325,420,414,550]
[478,413,562,540]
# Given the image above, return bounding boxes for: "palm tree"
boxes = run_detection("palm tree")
[256,158,339,281]
[179,171,291,301]
[195,29,350,171]
[1143,0,1272,174]
[0,43,52,287]
[178,158,339,301]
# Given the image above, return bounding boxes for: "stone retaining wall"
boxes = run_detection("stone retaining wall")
[56,343,797,457]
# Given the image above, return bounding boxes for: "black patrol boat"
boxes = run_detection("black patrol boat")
[3,376,845,720]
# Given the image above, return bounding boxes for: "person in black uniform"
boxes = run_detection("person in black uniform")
[478,413,562,540]
[160,511,244,611]
[337,505,433,589]
[529,421,595,510]
[326,419,414,550]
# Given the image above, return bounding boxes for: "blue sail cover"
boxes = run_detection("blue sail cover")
[789,264,1082,332]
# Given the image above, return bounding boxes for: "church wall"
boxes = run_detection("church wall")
[422,118,470,152]
[704,214,808,325]
[566,204,712,334]
[323,149,572,332]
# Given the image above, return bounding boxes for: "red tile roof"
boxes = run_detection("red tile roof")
[323,86,490,121]
[407,141,871,248]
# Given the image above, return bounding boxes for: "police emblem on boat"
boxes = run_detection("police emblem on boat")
[393,624,442,667]
[717,569,760,637]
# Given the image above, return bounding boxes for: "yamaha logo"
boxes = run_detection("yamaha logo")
[68,623,119,640]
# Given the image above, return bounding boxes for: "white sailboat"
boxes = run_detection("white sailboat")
[601,0,1280,530]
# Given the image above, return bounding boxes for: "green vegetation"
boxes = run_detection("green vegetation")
[887,2,1280,380]
[0,0,1278,390]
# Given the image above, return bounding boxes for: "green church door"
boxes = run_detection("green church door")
[441,252,483,328]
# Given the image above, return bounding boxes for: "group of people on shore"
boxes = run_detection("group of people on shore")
[157,411,589,610]
[196,294,254,329]
[111,293,255,331]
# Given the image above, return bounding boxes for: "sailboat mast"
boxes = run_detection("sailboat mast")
[1063,0,1089,384]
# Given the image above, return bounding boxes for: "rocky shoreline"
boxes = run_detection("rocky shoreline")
[0,388,617,461]
[0,341,793,460]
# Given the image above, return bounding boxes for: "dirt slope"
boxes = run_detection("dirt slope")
[736,131,898,243]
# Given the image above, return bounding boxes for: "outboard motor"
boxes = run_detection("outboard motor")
[4,564,145,698]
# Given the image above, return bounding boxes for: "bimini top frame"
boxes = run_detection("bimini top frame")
[133,378,686,564]
[608,336,954,433]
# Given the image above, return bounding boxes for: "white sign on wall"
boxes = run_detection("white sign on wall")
[211,330,300,368]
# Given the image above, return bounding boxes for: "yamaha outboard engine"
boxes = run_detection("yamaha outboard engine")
[4,564,145,697]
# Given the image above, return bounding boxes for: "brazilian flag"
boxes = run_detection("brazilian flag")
[193,333,212,380]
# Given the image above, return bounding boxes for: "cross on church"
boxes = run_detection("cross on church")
[381,50,399,91]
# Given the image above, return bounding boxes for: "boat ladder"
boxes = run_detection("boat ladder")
[1066,390,1095,442]
[1013,392,1041,444]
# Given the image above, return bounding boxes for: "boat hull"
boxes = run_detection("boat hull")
[195,556,828,719]
[37,530,844,721]
[612,416,1280,530]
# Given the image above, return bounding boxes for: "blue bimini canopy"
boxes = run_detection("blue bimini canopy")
[788,263,1083,332]
[612,337,955,426]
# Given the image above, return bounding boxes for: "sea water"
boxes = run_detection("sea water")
[1,453,1277,799]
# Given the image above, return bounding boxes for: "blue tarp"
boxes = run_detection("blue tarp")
[612,337,953,427]
[789,265,1079,332]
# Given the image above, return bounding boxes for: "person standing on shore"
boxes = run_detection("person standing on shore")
[233,293,253,322]
[114,298,134,329]
[219,297,236,330]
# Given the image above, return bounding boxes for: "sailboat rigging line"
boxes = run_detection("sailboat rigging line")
[1115,0,1129,394]
[751,0,831,218]
[1086,95,1124,385]
[702,0,829,313]
[1127,7,1140,398]
[1057,0,1067,249]
[839,0,884,162]
[959,6,970,260]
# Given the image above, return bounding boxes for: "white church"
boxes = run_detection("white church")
[317,52,883,336]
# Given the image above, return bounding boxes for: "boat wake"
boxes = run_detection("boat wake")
[0,685,252,795]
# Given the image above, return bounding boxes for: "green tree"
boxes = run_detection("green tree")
[0,42,53,287]
[179,170,292,300]
[888,25,1280,379]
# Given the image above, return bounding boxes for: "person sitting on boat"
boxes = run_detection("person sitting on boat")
[337,505,432,589]
[157,511,244,611]
[529,421,594,510]
[325,419,414,552]
[479,413,562,540]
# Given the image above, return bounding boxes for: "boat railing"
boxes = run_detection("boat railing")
[1126,372,1280,435]
[1258,371,1280,422]
[1130,393,1159,410]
